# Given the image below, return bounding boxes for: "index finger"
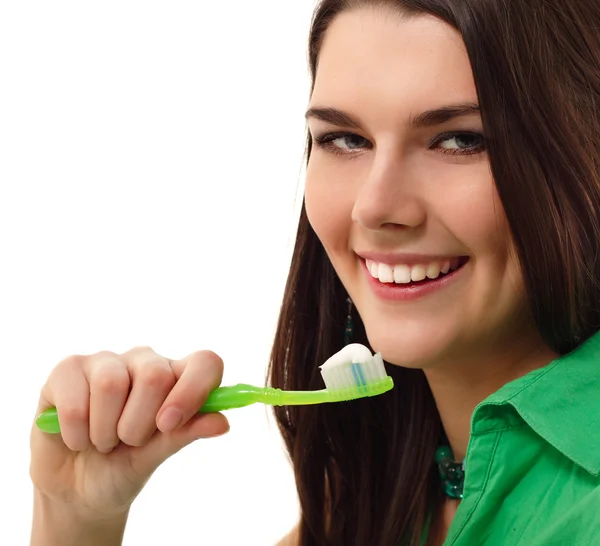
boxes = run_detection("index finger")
[156,350,225,432]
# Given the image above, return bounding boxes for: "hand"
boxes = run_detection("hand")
[30,346,230,520]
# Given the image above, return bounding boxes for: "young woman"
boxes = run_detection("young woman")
[30,1,600,545]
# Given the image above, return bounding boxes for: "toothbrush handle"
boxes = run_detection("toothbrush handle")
[200,385,334,410]
[35,384,334,434]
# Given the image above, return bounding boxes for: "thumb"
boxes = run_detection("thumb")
[129,412,230,475]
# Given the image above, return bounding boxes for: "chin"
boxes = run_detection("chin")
[362,317,455,369]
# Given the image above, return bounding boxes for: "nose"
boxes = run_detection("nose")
[351,151,427,231]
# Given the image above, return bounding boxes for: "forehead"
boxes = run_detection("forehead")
[312,8,477,113]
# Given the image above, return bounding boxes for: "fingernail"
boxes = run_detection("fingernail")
[157,408,183,432]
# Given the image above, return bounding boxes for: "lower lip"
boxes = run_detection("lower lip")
[362,259,468,301]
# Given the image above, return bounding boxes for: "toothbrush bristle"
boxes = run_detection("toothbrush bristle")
[320,353,388,392]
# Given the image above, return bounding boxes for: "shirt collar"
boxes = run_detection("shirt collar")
[474,329,600,476]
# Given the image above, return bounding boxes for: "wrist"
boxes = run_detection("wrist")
[31,490,129,546]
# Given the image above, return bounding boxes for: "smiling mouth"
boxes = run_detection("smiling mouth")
[364,256,470,286]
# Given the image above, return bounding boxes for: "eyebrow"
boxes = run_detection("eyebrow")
[305,103,481,130]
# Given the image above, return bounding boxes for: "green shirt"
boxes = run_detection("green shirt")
[441,329,600,545]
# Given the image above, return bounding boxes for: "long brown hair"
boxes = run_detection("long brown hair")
[267,1,600,544]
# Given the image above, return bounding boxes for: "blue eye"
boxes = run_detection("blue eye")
[314,132,371,155]
[328,134,368,150]
[431,132,486,155]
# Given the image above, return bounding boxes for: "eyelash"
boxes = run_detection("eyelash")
[313,130,486,157]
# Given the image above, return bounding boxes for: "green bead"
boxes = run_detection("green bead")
[446,464,463,481]
[435,445,452,464]
[444,481,463,499]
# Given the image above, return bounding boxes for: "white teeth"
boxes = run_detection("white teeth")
[365,258,465,284]
[410,264,427,282]
[426,263,442,280]
[393,264,411,284]
[378,263,394,283]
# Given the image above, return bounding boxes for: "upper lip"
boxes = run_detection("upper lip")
[356,251,467,266]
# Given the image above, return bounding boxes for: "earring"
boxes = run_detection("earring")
[343,296,354,346]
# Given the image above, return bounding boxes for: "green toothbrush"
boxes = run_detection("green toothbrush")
[35,343,394,434]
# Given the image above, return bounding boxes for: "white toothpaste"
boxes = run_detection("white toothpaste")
[319,343,374,370]
[319,343,387,390]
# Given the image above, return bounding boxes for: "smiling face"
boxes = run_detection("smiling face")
[305,7,535,370]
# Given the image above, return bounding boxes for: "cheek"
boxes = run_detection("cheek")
[448,179,526,306]
[435,169,508,258]
[431,169,525,298]
[305,155,352,250]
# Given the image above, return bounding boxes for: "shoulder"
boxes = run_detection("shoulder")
[275,524,299,546]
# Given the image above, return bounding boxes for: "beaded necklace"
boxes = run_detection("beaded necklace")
[435,446,465,499]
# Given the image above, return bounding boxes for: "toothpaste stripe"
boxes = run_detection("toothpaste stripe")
[350,362,367,387]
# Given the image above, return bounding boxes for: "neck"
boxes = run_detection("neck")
[423,334,559,462]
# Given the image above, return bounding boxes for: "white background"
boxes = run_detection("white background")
[0,1,316,543]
